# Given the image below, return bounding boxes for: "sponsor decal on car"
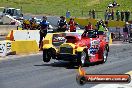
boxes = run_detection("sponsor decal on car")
[89,40,100,54]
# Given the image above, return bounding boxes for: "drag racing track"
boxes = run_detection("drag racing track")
[0,42,132,88]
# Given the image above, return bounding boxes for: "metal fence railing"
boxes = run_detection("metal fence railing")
[68,10,132,21]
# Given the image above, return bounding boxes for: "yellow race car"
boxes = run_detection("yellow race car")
[43,30,109,66]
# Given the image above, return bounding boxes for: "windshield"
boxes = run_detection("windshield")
[82,30,98,38]
[14,10,22,16]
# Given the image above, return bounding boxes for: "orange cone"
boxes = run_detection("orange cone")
[10,30,14,41]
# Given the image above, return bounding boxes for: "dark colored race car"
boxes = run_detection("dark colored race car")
[42,30,109,66]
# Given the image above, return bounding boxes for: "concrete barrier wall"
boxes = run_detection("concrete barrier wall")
[0,40,39,56]
[6,30,40,46]
[11,40,39,54]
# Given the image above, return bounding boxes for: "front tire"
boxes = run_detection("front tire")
[101,48,108,63]
[43,49,52,62]
[106,44,109,52]
[77,51,87,67]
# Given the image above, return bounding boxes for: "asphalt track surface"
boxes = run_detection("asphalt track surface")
[0,42,132,88]
[23,15,60,27]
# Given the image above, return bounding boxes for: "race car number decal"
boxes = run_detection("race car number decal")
[91,40,99,45]
[89,40,100,54]
[91,40,100,49]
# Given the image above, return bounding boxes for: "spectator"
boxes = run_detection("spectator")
[111,9,114,20]
[96,20,107,35]
[108,9,111,20]
[92,9,95,19]
[116,10,120,21]
[66,10,70,18]
[111,32,115,40]
[96,21,100,29]
[30,17,37,30]
[101,20,106,27]
[96,20,105,30]
[105,20,108,27]
[121,10,125,21]
[98,23,106,35]
[129,24,132,38]
[116,27,121,40]
[57,16,67,32]
[104,10,108,20]
[68,18,77,32]
[125,10,130,22]
[22,19,30,30]
[123,23,129,42]
[83,22,94,36]
[89,9,92,18]
[85,22,93,31]
[39,16,49,50]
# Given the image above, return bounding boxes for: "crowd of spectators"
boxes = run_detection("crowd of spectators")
[104,9,131,22]
[88,1,131,22]
[89,9,95,19]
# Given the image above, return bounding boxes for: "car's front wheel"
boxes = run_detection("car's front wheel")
[77,51,87,67]
[106,44,109,52]
[102,48,108,63]
[43,49,52,62]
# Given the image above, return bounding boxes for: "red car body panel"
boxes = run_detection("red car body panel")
[69,33,107,63]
